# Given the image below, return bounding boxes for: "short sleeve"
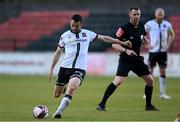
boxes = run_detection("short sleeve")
[144,22,150,32]
[87,30,98,42]
[58,36,65,48]
[167,22,172,30]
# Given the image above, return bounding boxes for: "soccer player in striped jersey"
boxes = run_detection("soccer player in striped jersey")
[48,14,136,119]
[145,8,175,99]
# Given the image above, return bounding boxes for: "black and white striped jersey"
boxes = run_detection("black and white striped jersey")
[145,20,172,52]
[58,29,97,70]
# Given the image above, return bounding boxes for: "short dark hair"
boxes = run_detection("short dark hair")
[71,14,82,23]
[129,6,140,11]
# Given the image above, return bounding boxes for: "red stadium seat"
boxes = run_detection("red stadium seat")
[0,10,89,51]
[169,15,180,53]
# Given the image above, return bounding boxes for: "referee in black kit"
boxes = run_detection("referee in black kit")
[97,6,159,111]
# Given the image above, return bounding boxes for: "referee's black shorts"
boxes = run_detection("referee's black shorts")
[116,56,150,77]
[148,52,167,69]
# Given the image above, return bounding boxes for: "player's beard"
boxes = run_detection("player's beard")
[72,29,81,33]
[156,18,163,23]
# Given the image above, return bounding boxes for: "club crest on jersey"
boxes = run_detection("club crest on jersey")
[163,24,166,28]
[82,32,87,37]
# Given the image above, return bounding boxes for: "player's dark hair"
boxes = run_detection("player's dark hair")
[129,6,140,11]
[71,14,82,23]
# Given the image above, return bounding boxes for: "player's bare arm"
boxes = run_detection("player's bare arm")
[97,34,125,45]
[48,46,62,82]
[167,28,175,50]
[142,36,151,49]
[112,44,137,56]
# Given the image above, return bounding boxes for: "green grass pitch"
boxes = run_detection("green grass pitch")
[0,74,179,121]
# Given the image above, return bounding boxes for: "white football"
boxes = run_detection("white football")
[32,105,49,119]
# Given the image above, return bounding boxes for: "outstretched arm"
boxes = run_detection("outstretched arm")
[48,46,62,82]
[97,34,123,45]
[97,34,132,48]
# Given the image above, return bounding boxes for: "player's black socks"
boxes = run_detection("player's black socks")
[99,83,117,106]
[64,94,72,100]
[145,85,153,107]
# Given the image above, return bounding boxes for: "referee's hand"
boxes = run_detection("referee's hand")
[126,49,137,56]
[123,41,132,48]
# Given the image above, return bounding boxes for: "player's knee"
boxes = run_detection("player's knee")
[69,86,76,92]
[66,86,77,95]
[116,81,122,86]
[113,79,123,86]
[114,76,125,86]
[147,78,154,86]
[54,91,61,98]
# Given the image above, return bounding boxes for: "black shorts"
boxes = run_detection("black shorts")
[56,67,86,86]
[116,56,150,77]
[148,52,167,69]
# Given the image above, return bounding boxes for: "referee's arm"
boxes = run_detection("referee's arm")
[112,44,137,56]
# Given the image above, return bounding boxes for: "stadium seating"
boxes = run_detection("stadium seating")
[0,11,180,53]
[0,10,89,51]
[169,15,180,52]
[84,13,150,52]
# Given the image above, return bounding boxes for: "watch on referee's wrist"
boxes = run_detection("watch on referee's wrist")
[123,48,127,53]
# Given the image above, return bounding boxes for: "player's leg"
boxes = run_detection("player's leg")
[158,52,171,99]
[54,67,69,98]
[97,76,125,111]
[97,60,128,111]
[141,75,159,111]
[53,67,69,118]
[159,68,167,97]
[143,66,154,99]
[148,53,157,75]
[53,69,85,118]
[52,85,64,118]
[133,58,159,111]
[54,85,64,98]
[53,77,81,118]
[143,53,156,99]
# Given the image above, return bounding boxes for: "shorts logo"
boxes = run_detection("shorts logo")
[75,71,83,77]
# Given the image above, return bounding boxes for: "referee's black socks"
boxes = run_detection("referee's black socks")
[99,83,117,107]
[145,85,153,107]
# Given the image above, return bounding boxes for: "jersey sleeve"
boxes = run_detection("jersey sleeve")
[58,36,65,48]
[88,30,98,42]
[143,24,147,36]
[116,27,124,38]
[144,21,151,32]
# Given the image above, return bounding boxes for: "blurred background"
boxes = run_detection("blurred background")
[0,0,180,76]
